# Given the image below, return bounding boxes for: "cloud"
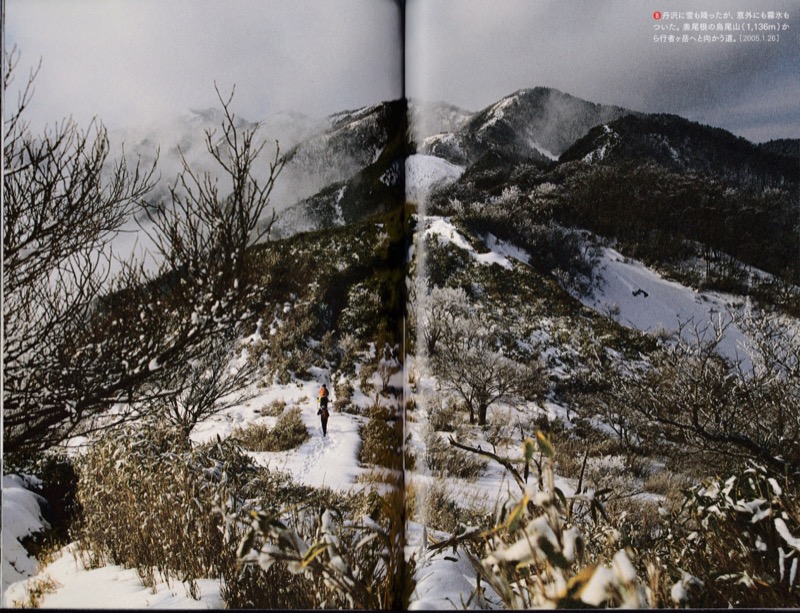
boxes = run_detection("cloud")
[5,0,403,130]
[6,0,797,141]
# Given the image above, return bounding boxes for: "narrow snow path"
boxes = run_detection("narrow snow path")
[251,405,368,491]
[4,546,224,609]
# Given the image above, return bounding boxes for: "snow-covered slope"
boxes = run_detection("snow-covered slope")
[580,247,751,364]
[405,155,465,205]
[419,87,634,166]
[2,476,48,600]
[422,216,756,367]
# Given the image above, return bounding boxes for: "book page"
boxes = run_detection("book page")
[404,0,798,608]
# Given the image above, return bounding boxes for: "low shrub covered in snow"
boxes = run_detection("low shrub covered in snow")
[73,420,319,607]
[648,463,800,608]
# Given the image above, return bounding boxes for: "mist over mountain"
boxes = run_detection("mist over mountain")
[110,99,406,247]
[408,99,473,143]
[272,99,407,234]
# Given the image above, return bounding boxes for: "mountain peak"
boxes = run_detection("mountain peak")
[447,87,635,164]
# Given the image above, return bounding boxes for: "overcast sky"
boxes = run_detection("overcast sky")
[5,0,403,131]
[5,0,798,142]
[407,0,799,142]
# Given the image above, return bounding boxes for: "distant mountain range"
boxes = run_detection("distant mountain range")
[414,87,798,286]
[115,86,798,262]
[560,112,798,188]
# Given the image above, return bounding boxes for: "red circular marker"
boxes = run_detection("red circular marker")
[653,11,662,20]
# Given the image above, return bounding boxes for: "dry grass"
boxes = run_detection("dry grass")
[232,407,308,451]
[8,574,62,608]
[423,428,487,481]
[255,398,287,417]
[73,421,349,608]
[359,405,403,470]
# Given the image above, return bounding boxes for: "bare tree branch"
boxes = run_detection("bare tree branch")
[3,59,284,464]
[448,436,527,492]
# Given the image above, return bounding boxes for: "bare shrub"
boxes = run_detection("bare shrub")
[155,336,259,437]
[482,408,517,451]
[428,288,539,425]
[378,356,401,396]
[232,407,308,452]
[427,398,460,432]
[603,316,800,479]
[3,65,283,464]
[584,455,644,496]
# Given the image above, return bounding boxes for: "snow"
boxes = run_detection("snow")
[406,522,498,610]
[581,565,615,606]
[527,138,558,161]
[479,95,517,133]
[583,125,618,163]
[2,370,386,607]
[5,547,224,609]
[405,154,464,205]
[189,374,374,492]
[333,186,347,226]
[775,518,800,551]
[2,476,49,598]
[4,209,789,608]
[424,216,517,270]
[247,399,367,491]
[580,246,751,365]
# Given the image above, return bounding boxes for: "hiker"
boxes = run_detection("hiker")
[317,384,330,436]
